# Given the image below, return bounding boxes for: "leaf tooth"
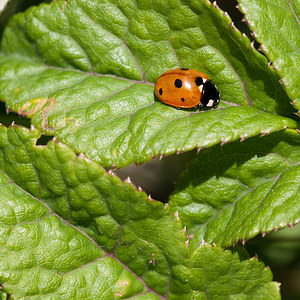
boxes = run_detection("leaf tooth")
[137,186,143,191]
[276,282,281,290]
[240,135,248,142]
[260,130,270,137]
[11,121,16,127]
[185,240,189,247]
[200,238,207,245]
[174,210,179,219]
[220,139,230,146]
[230,22,238,32]
[187,233,194,239]
[258,44,264,53]
[196,147,203,154]
[176,150,184,155]
[212,1,219,9]
[268,61,276,70]
[250,41,255,49]
[78,153,88,159]
[124,176,132,184]
[241,238,248,246]
[288,224,295,230]
[52,136,58,142]
[124,176,138,190]
[164,203,169,208]
[182,226,186,234]
[107,169,116,176]
[159,154,164,160]
[112,163,117,170]
[223,11,230,20]
[279,78,286,88]
[261,232,267,237]
[30,124,36,131]
[147,194,154,201]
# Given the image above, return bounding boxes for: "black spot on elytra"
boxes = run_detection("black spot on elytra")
[181,68,189,70]
[174,79,182,88]
[181,98,185,102]
[195,77,203,86]
[159,88,163,95]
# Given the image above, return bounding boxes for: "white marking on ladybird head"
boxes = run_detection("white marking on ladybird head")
[184,81,192,89]
[202,78,207,83]
[207,99,215,107]
[199,85,203,92]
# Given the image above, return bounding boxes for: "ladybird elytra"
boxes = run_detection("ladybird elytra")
[154,68,220,109]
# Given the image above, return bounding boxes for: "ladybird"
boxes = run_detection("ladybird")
[154,68,220,109]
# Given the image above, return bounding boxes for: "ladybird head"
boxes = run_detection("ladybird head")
[200,80,220,108]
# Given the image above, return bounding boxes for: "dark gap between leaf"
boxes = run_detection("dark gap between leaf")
[115,150,197,203]
[36,135,54,146]
[210,0,260,50]
[0,101,31,128]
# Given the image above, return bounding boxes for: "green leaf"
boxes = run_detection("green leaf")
[237,0,300,110]
[0,291,7,300]
[0,124,280,298]
[0,0,297,168]
[170,129,300,249]
[189,243,280,299]
[0,171,150,298]
[0,124,189,297]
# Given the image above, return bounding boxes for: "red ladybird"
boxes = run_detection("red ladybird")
[154,68,220,109]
